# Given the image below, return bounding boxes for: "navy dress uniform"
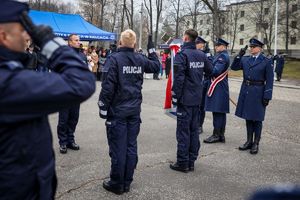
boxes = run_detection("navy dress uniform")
[57,46,88,153]
[170,40,213,172]
[195,36,213,134]
[231,38,274,154]
[98,33,160,194]
[0,1,95,199]
[274,54,285,81]
[204,38,230,144]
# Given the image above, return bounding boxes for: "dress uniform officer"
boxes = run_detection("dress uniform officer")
[274,53,285,81]
[195,36,213,134]
[204,38,230,144]
[98,30,160,195]
[231,38,274,154]
[170,29,213,173]
[57,34,87,154]
[0,1,95,199]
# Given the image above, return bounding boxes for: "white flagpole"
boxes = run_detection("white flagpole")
[274,0,279,56]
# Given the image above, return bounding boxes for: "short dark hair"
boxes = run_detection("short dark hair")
[68,34,78,41]
[184,29,198,42]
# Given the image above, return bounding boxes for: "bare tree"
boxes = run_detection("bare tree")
[144,0,153,36]
[154,0,163,47]
[125,0,134,29]
[80,0,99,24]
[184,0,203,29]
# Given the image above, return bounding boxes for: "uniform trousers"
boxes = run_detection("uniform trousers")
[106,115,140,188]
[176,105,200,167]
[57,104,80,145]
[246,120,262,140]
[212,112,226,129]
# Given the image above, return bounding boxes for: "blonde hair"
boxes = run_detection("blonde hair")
[120,29,136,48]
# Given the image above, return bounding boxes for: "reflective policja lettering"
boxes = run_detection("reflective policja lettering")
[189,62,204,69]
[123,66,142,74]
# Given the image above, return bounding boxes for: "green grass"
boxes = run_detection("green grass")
[228,60,300,80]
[282,61,300,80]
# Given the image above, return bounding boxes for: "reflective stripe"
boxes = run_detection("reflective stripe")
[41,37,66,59]
[148,48,156,54]
[100,110,107,115]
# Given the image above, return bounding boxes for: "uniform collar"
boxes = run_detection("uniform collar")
[118,47,135,52]
[0,45,29,64]
[182,42,196,50]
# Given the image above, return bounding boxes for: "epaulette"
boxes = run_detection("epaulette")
[0,61,23,70]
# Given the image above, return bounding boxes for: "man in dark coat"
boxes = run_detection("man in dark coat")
[204,38,230,144]
[274,53,285,81]
[0,1,95,199]
[98,30,160,195]
[231,38,274,154]
[57,34,88,154]
[170,29,212,173]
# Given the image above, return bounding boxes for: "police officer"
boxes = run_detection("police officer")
[195,36,213,134]
[170,29,212,173]
[204,38,230,144]
[274,52,285,81]
[98,30,160,194]
[57,34,87,154]
[0,1,95,199]
[231,38,273,154]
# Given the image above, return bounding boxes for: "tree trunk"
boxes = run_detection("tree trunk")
[285,0,289,54]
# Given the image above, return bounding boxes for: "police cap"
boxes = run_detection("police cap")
[249,38,264,48]
[195,36,207,44]
[214,38,229,46]
[0,0,29,24]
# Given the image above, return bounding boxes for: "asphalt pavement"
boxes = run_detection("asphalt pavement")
[49,77,300,200]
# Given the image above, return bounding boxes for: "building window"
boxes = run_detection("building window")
[206,30,209,35]
[291,37,296,45]
[240,24,244,31]
[264,8,269,15]
[291,21,297,29]
[200,20,203,25]
[199,31,203,36]
[263,38,268,44]
[240,39,244,45]
[240,10,245,17]
[292,4,297,12]
[207,19,210,24]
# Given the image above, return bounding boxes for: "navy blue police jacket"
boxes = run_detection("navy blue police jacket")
[0,45,95,200]
[275,56,284,75]
[99,47,160,118]
[205,50,230,113]
[172,42,213,106]
[231,53,274,121]
[200,49,213,89]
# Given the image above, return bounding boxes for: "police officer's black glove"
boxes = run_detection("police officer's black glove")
[147,35,156,55]
[273,55,278,61]
[238,45,248,58]
[98,100,108,119]
[262,99,269,107]
[20,11,66,59]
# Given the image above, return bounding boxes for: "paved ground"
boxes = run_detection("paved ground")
[49,77,300,200]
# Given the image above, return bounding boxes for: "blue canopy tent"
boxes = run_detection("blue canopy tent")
[29,10,116,41]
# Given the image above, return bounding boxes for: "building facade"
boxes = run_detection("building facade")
[181,0,300,58]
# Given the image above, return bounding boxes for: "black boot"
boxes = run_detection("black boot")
[169,162,189,173]
[219,128,225,143]
[188,162,194,172]
[250,136,260,154]
[239,131,253,151]
[203,129,221,143]
[103,180,124,195]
